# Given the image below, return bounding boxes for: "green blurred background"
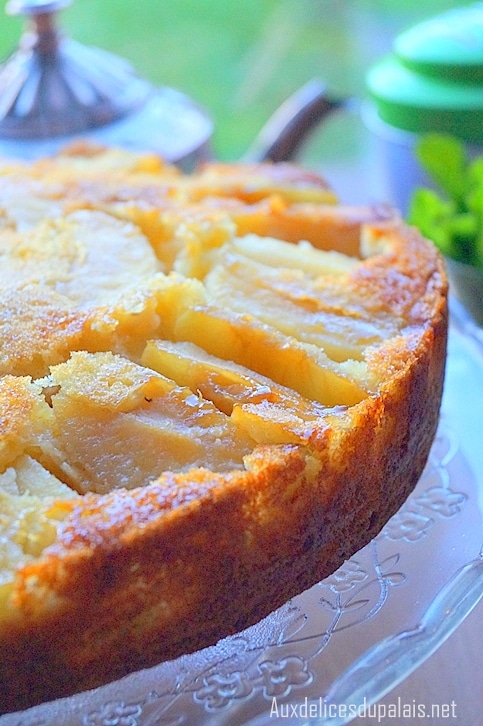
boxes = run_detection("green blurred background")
[0,0,471,164]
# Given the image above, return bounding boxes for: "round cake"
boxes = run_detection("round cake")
[0,144,448,713]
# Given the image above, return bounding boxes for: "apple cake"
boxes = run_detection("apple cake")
[0,143,448,713]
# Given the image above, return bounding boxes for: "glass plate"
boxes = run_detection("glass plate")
[2,303,483,726]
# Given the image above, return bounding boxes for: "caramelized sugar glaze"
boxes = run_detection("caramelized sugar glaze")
[0,144,447,712]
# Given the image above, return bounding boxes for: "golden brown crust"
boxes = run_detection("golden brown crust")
[0,322,446,709]
[0,146,448,713]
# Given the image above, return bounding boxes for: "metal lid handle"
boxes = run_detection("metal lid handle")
[0,0,151,140]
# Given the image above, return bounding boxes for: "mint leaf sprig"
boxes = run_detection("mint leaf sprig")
[408,133,483,268]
